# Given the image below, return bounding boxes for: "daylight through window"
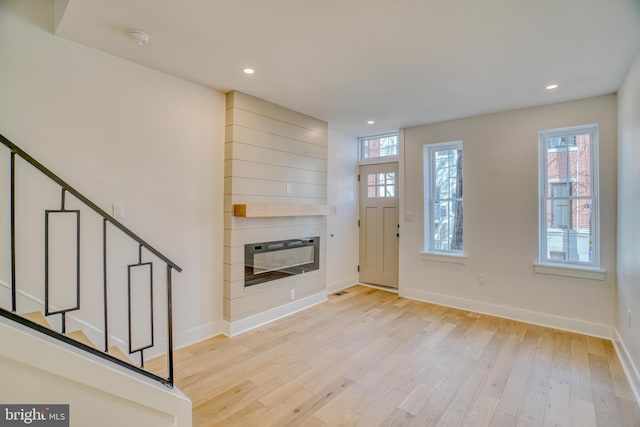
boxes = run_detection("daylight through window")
[360,134,399,162]
[424,141,463,254]
[539,124,599,267]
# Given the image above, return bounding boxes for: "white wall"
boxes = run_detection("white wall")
[326,127,359,292]
[616,51,640,397]
[0,0,226,352]
[400,95,617,337]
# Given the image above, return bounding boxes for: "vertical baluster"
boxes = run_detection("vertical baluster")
[167,264,174,386]
[127,264,132,357]
[103,219,108,352]
[10,151,16,312]
[76,203,81,314]
[44,208,49,316]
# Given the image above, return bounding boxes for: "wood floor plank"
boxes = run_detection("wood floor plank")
[587,336,606,356]
[604,341,636,402]
[355,388,407,427]
[570,333,593,402]
[543,380,570,427]
[281,376,354,427]
[617,397,640,427]
[398,382,430,416]
[408,353,477,426]
[481,334,521,399]
[160,285,637,427]
[516,327,554,427]
[380,408,415,427]
[542,330,572,427]
[312,381,367,425]
[464,394,499,427]
[589,353,624,426]
[490,410,517,427]
[437,372,486,426]
[570,397,597,427]
[496,326,540,416]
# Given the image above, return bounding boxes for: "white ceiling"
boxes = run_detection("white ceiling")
[55,0,640,137]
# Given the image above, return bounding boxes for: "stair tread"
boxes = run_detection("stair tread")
[21,311,51,329]
[108,345,132,363]
[67,329,95,348]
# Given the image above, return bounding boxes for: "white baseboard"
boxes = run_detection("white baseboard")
[400,287,613,339]
[613,329,640,406]
[141,319,228,360]
[174,319,227,350]
[224,290,328,337]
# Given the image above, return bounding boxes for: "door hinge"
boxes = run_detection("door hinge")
[358,220,360,227]
[357,265,360,272]
[357,174,360,182]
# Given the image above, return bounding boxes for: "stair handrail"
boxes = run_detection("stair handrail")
[0,133,182,272]
[1,132,181,386]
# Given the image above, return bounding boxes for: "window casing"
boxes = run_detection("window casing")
[423,141,463,255]
[539,124,599,268]
[359,133,399,163]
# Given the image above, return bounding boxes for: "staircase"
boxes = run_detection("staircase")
[22,310,130,362]
[0,133,181,386]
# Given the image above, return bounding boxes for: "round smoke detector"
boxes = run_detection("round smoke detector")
[127,29,150,46]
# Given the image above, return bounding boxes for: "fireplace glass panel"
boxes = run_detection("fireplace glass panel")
[253,246,314,275]
[245,237,319,287]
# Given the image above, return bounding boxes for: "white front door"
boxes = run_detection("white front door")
[358,163,399,288]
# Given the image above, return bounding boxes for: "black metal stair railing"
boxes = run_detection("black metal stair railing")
[0,133,181,387]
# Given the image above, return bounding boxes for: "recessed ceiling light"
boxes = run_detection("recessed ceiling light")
[243,68,255,74]
[367,120,375,125]
[545,84,559,90]
[127,29,150,46]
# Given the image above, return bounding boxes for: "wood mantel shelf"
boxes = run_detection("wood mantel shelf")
[233,203,336,218]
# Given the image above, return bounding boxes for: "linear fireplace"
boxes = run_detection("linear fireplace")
[245,237,320,287]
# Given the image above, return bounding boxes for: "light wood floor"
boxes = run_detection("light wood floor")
[148,285,640,427]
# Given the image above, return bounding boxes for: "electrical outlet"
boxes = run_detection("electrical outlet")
[290,289,296,300]
[478,274,486,286]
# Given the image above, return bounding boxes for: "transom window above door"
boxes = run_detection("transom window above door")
[359,133,399,163]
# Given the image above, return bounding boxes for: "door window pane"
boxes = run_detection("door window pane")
[367,172,396,198]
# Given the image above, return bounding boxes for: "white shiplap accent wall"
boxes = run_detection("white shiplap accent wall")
[224,91,328,322]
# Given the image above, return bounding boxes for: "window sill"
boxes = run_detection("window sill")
[533,262,606,281]
[420,252,467,264]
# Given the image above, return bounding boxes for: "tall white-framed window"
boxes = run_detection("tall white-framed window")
[539,124,599,267]
[359,133,399,164]
[423,141,463,255]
